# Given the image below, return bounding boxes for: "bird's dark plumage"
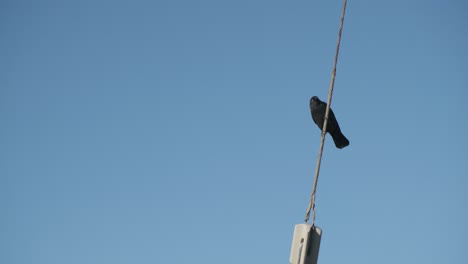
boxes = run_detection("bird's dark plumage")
[309,96,349,149]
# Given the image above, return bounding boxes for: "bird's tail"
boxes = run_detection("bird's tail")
[330,130,349,149]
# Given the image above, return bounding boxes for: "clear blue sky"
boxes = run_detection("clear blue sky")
[1,0,467,263]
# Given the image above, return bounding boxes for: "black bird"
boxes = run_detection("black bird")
[310,96,349,149]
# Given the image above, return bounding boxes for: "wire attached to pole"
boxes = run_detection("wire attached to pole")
[304,0,348,224]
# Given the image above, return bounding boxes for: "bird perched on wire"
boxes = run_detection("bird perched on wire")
[310,96,349,149]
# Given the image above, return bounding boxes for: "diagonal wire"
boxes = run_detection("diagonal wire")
[304,0,348,224]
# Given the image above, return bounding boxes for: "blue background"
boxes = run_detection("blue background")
[2,0,467,263]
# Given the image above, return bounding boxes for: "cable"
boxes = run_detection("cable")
[304,0,348,224]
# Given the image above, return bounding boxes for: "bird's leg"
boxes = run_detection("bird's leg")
[321,117,328,136]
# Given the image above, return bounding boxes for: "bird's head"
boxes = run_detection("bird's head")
[310,96,320,104]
